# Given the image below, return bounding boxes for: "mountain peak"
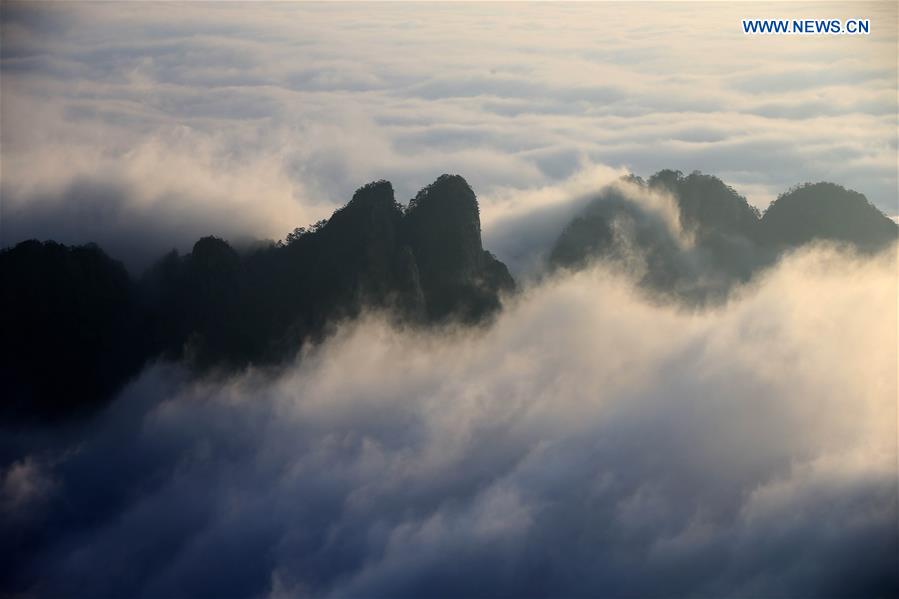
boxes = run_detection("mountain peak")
[550,170,896,304]
[761,182,897,251]
[408,174,479,215]
[349,179,396,208]
[648,169,760,239]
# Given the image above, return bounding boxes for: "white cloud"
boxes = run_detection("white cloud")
[1,2,896,269]
[6,243,896,596]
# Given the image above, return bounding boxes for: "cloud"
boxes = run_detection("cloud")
[3,243,895,597]
[1,6,896,592]
[0,456,55,514]
[480,166,691,278]
[1,2,896,267]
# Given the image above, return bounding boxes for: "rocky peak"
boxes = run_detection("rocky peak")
[402,174,513,321]
[404,174,484,287]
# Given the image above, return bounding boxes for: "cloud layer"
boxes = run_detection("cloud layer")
[2,5,897,595]
[3,244,896,597]
[2,2,897,269]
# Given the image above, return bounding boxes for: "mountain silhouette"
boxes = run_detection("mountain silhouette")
[646,169,761,241]
[0,241,146,422]
[1,175,513,423]
[4,169,895,423]
[760,182,898,252]
[406,175,514,320]
[550,170,896,302]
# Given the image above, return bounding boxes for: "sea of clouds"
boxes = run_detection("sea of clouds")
[2,3,897,596]
[1,2,897,270]
[3,242,896,597]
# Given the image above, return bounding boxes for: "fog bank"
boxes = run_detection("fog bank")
[3,244,896,597]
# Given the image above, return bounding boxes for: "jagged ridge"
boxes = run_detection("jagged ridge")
[1,175,514,423]
[550,170,897,303]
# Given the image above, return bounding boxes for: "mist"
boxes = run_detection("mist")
[3,243,895,597]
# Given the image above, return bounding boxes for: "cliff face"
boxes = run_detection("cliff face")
[406,175,483,287]
[405,174,514,320]
[1,175,515,422]
[297,174,513,325]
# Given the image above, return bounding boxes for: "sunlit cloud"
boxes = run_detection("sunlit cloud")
[1,4,897,594]
[4,244,895,597]
[2,2,896,269]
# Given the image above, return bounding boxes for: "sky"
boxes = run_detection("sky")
[1,1,897,270]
